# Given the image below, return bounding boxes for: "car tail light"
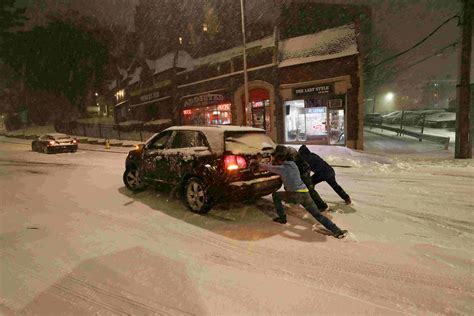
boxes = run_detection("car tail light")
[224,155,247,171]
[72,139,77,144]
[48,140,56,145]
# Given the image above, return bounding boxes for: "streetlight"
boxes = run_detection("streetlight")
[240,0,249,126]
[385,92,394,102]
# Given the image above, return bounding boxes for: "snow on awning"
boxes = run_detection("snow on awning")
[279,23,358,68]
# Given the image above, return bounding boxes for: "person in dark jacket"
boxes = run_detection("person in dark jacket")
[255,149,347,239]
[274,145,330,212]
[298,145,352,205]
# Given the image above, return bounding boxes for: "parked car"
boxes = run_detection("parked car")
[414,109,446,125]
[31,133,78,154]
[123,125,282,214]
[424,112,456,128]
[382,111,402,124]
[402,111,424,125]
[364,113,383,125]
[382,111,401,121]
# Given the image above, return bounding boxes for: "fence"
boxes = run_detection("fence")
[366,122,450,149]
[56,122,170,142]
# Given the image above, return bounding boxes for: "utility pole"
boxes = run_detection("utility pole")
[455,0,472,159]
[240,0,249,126]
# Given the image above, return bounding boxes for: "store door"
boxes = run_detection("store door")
[242,88,270,132]
[327,100,345,145]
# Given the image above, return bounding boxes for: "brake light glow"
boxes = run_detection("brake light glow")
[72,139,77,144]
[48,140,56,145]
[224,155,247,171]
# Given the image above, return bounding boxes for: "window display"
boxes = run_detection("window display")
[284,97,345,145]
[182,103,232,125]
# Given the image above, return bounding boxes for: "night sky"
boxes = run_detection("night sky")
[23,0,467,109]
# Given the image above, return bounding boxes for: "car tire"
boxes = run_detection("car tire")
[184,177,213,214]
[31,143,36,152]
[71,148,77,153]
[123,168,146,192]
[43,146,49,154]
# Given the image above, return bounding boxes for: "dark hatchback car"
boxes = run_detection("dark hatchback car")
[31,133,78,154]
[123,125,282,214]
[364,113,383,125]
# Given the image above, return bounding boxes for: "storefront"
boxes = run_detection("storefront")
[283,83,346,145]
[234,81,276,140]
[241,88,271,131]
[181,93,232,125]
[129,85,172,122]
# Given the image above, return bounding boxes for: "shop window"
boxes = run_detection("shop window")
[182,103,232,126]
[284,97,345,145]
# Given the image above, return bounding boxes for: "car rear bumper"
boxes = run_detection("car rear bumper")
[214,175,282,201]
[48,144,78,152]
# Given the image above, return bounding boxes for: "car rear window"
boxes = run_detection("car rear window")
[224,132,276,154]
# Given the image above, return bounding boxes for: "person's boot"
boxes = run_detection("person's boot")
[273,216,287,224]
[333,229,348,239]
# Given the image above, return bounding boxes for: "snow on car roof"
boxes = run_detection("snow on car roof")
[165,125,265,133]
[164,125,267,153]
[46,133,69,138]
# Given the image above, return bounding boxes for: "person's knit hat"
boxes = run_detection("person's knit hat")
[273,145,288,161]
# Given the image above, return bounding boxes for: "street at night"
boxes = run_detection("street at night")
[1,0,473,314]
[1,137,472,314]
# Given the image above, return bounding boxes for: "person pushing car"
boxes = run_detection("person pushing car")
[298,145,352,205]
[254,148,348,239]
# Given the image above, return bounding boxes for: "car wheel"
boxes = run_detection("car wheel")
[70,148,77,153]
[31,143,36,152]
[185,177,213,214]
[123,168,146,192]
[43,146,49,154]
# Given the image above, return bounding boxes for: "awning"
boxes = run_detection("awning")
[129,96,171,108]
[114,99,129,107]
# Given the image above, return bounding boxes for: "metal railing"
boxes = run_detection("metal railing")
[56,122,170,142]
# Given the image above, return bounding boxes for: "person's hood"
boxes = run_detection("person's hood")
[298,144,311,156]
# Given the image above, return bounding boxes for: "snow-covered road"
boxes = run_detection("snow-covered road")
[1,139,473,315]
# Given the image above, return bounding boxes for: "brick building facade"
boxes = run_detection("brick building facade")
[110,23,364,149]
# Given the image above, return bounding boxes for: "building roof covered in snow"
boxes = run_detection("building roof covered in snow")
[128,66,142,85]
[185,35,275,72]
[278,23,358,68]
[147,51,194,75]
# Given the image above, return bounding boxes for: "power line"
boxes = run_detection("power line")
[394,41,458,75]
[373,14,460,69]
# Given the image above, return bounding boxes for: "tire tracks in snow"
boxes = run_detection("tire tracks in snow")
[0,249,193,315]
[61,205,471,314]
